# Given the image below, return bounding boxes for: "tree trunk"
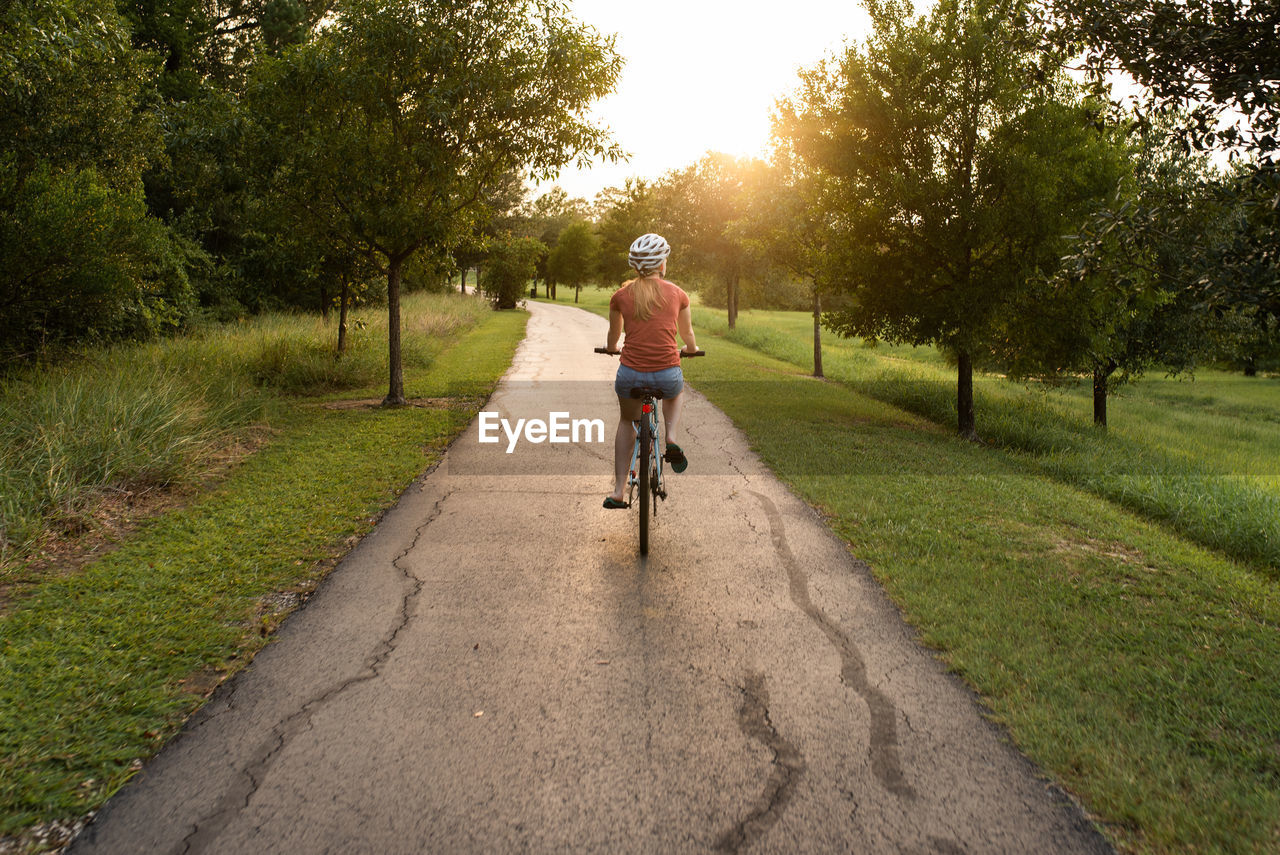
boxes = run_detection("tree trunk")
[337,275,350,356]
[957,350,976,439]
[1093,367,1108,427]
[384,258,407,406]
[574,283,580,303]
[1244,356,1257,377]
[320,282,330,322]
[727,272,739,330]
[551,280,557,299]
[460,268,466,295]
[1093,359,1117,427]
[812,288,823,378]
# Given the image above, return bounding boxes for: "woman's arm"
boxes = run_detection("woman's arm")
[677,306,698,352]
[607,308,624,353]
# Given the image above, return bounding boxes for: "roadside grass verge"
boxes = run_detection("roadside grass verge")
[0,302,525,840]
[685,307,1280,576]
[677,339,1280,855]
[548,284,1280,575]
[0,293,488,570]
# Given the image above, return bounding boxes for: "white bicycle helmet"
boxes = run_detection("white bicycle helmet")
[628,233,671,274]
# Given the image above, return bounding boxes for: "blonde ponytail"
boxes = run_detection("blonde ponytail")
[628,273,664,321]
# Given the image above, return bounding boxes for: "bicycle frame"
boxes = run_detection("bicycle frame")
[594,346,703,556]
[625,396,665,524]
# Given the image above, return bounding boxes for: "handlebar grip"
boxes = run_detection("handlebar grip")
[593,347,618,354]
[681,350,706,358]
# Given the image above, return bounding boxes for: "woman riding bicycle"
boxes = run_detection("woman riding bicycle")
[603,233,699,509]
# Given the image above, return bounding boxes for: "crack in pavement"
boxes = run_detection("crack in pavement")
[174,488,454,854]
[750,490,917,801]
[714,672,805,853]
[717,431,752,483]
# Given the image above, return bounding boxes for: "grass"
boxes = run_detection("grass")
[0,295,526,840]
[675,337,1280,855]
[0,293,488,566]
[691,308,1280,576]
[545,282,1280,576]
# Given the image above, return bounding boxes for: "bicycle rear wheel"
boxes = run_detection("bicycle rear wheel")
[638,418,651,555]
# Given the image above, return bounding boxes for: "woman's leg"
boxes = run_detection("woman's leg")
[611,397,643,501]
[661,390,685,447]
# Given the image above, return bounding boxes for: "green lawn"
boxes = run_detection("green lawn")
[550,283,1279,573]
[0,297,527,841]
[692,307,1280,575]
[547,288,1280,853]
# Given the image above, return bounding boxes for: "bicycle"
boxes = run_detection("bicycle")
[595,347,704,555]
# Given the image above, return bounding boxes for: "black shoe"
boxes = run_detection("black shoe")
[664,442,688,473]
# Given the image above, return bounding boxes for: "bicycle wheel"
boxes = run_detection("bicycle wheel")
[638,416,651,555]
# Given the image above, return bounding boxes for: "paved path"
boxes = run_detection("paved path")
[70,302,1110,854]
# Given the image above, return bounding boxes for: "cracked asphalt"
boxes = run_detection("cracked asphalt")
[69,301,1112,854]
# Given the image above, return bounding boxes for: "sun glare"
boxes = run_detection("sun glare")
[547,0,872,202]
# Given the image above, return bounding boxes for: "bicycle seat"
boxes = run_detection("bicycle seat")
[629,386,666,400]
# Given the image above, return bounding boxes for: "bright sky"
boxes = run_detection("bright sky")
[545,0,873,203]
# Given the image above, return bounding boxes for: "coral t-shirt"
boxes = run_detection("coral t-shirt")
[609,279,690,372]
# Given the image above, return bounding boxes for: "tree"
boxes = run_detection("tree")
[593,179,658,285]
[313,241,378,356]
[1047,0,1280,325]
[481,236,545,309]
[548,220,600,303]
[246,0,621,404]
[780,0,1123,437]
[1,0,191,361]
[739,154,835,377]
[660,153,766,330]
[523,186,588,298]
[1232,323,1280,377]
[996,129,1232,425]
[452,170,528,294]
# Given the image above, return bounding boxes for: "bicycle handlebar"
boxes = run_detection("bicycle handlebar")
[594,347,705,357]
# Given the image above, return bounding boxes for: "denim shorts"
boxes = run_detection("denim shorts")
[615,364,684,400]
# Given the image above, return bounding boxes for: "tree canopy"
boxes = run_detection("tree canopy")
[1,0,190,360]
[246,0,621,402]
[548,220,600,303]
[779,0,1125,436]
[1049,0,1279,156]
[1048,0,1280,327]
[659,153,766,329]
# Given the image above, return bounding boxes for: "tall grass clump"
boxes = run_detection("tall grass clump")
[0,292,488,565]
[152,292,485,395]
[0,362,262,560]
